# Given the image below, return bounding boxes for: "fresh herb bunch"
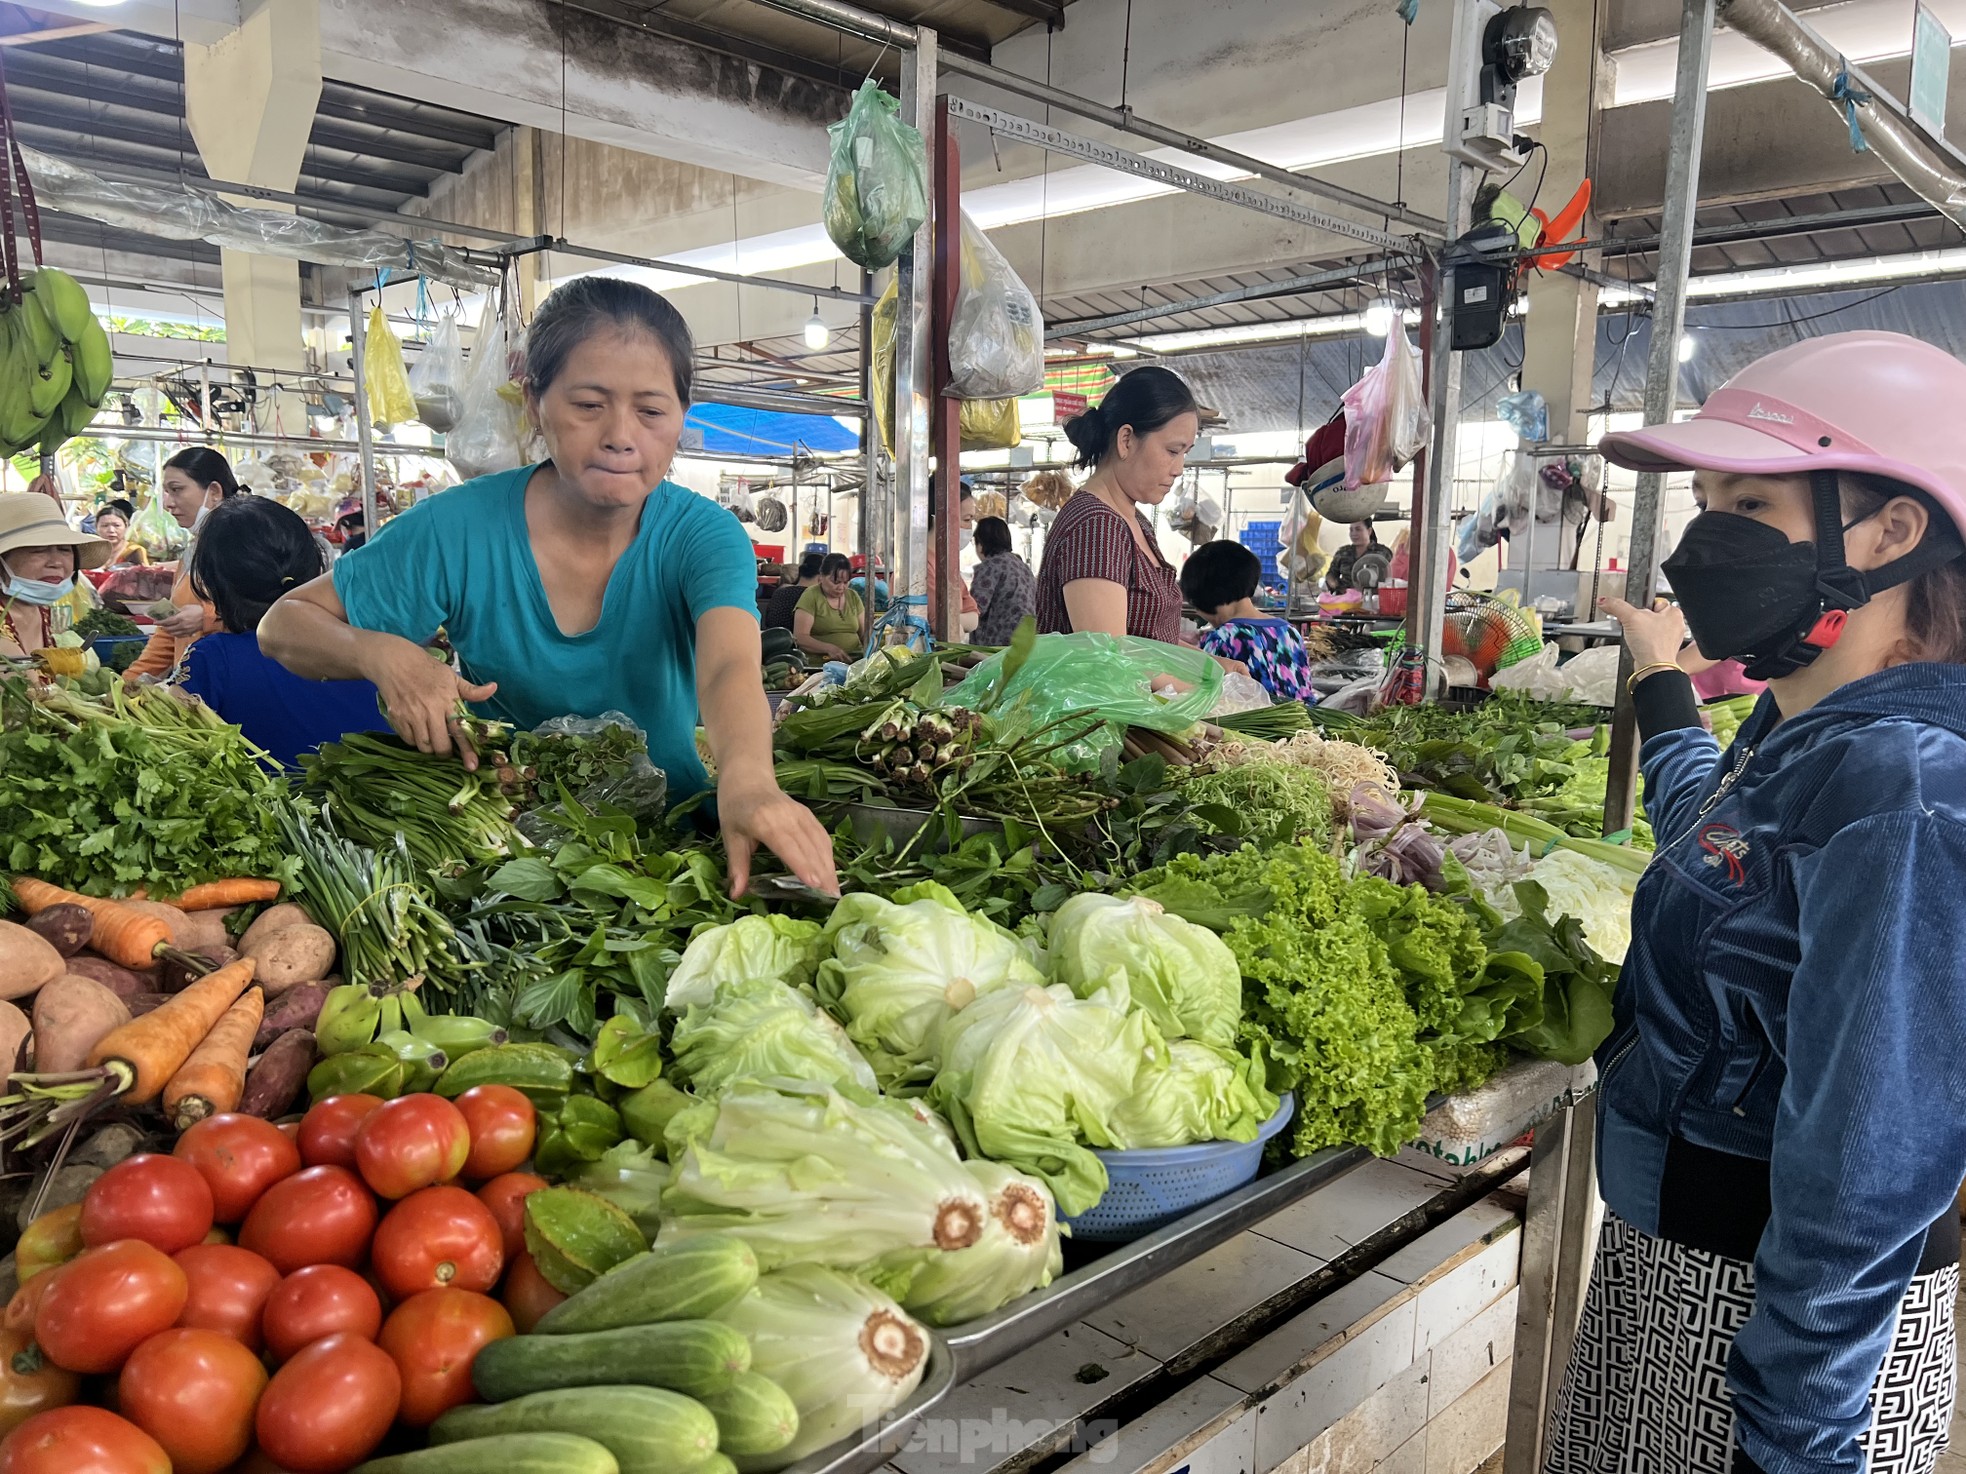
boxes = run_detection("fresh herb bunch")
[301,730,530,875]
[72,607,141,640]
[508,721,649,800]
[1309,693,1604,810]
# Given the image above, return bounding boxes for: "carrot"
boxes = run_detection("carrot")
[169,880,283,911]
[163,987,264,1130]
[86,957,256,1105]
[11,879,169,971]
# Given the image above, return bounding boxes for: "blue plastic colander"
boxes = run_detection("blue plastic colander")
[1062,1093,1297,1242]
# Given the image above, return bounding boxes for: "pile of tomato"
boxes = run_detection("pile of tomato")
[0,1085,569,1474]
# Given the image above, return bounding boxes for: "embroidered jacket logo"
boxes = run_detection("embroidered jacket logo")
[1699,824,1749,885]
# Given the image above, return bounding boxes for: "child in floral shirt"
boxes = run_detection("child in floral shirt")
[1179,540,1317,702]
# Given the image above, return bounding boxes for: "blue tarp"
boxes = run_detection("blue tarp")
[683,402,859,456]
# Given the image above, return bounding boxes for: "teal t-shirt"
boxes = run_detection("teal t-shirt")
[332,464,757,796]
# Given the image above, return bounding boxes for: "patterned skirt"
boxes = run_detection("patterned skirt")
[1545,1212,1958,1474]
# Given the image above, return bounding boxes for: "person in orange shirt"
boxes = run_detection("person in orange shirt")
[123,447,245,681]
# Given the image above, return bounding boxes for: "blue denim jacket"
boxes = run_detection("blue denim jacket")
[1601,663,1966,1474]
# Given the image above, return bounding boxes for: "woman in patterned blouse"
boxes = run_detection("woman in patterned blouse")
[969,515,1035,646]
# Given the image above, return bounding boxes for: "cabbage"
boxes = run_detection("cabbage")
[665,914,826,1009]
[714,1264,929,1467]
[1526,849,1633,963]
[1108,1040,1279,1149]
[869,1160,1063,1326]
[926,983,1161,1217]
[815,886,1046,1089]
[658,1078,992,1270]
[1047,894,1242,1049]
[670,976,878,1094]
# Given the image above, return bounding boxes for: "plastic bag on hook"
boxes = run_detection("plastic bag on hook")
[363,306,417,429]
[447,310,525,479]
[1341,328,1430,489]
[947,212,1044,400]
[823,81,930,271]
[410,311,466,434]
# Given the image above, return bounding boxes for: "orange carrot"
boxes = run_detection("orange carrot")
[11,879,168,970]
[163,987,264,1130]
[169,880,283,912]
[87,957,255,1104]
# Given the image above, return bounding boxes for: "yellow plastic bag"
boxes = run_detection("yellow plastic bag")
[363,305,417,429]
[872,280,1021,454]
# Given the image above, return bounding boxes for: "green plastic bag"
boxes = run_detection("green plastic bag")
[823,81,929,271]
[940,631,1223,768]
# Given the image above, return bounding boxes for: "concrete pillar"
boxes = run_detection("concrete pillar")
[183,0,323,373]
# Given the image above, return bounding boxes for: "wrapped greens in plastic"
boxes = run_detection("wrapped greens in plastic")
[1047,894,1242,1049]
[926,983,1160,1218]
[869,1160,1062,1327]
[1108,1040,1278,1149]
[665,914,826,1009]
[714,1264,930,1467]
[815,883,1045,1089]
[823,81,930,271]
[670,976,878,1095]
[659,1078,990,1270]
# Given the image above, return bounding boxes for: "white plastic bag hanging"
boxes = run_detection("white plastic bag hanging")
[446,312,524,479]
[1277,486,1328,586]
[410,311,466,434]
[947,213,1044,401]
[1340,328,1431,489]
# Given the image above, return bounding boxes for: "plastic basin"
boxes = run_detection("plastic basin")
[1062,1092,1297,1243]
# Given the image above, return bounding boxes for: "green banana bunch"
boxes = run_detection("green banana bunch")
[0,269,115,460]
[374,1031,448,1093]
[316,983,386,1056]
[307,1046,406,1101]
[399,989,508,1060]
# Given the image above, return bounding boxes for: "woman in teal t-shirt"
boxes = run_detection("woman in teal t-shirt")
[259,277,836,896]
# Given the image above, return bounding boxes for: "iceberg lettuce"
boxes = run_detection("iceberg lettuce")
[869,1160,1063,1326]
[665,914,826,1009]
[670,976,878,1094]
[1047,894,1242,1048]
[1107,1039,1278,1149]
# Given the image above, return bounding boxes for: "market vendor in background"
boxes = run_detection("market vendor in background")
[89,499,147,567]
[764,551,823,630]
[1549,331,1966,1474]
[123,447,244,682]
[0,492,106,661]
[179,496,382,769]
[926,474,979,635]
[333,499,370,556]
[791,552,864,664]
[259,275,837,897]
[1324,520,1389,594]
[969,515,1035,646]
[1179,540,1315,701]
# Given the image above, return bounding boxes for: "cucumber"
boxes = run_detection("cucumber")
[699,1372,799,1458]
[473,1319,752,1401]
[524,1186,648,1293]
[691,1458,736,1474]
[431,1387,717,1474]
[538,1235,758,1333]
[436,1042,577,1106]
[354,1434,617,1474]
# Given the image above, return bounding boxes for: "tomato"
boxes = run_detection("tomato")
[252,1335,399,1474]
[295,1097,383,1171]
[237,1169,376,1276]
[13,1208,83,1285]
[118,1330,266,1474]
[0,1407,169,1474]
[451,1087,535,1181]
[369,1188,502,1302]
[376,1289,512,1427]
[80,1157,215,1257]
[34,1241,187,1375]
[0,1328,80,1436]
[3,1275,56,1336]
[498,1252,566,1334]
[261,1266,383,1364]
[352,1097,470,1200]
[174,1116,302,1225]
[474,1173,547,1261]
[173,1246,280,1352]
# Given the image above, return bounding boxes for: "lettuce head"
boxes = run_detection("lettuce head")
[869,1159,1063,1326]
[1108,1039,1279,1149]
[1047,894,1242,1048]
[670,975,879,1095]
[665,914,826,1009]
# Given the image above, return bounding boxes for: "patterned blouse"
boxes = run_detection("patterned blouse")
[969,551,1037,647]
[1034,490,1181,643]
[1198,618,1318,702]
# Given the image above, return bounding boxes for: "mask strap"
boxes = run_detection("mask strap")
[1814,468,1965,605]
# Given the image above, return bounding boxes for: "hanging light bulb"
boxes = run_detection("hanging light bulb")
[1678,333,1696,363]
[1363,300,1396,337]
[803,299,830,351]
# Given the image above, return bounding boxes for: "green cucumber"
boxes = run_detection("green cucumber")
[431,1387,717,1474]
[699,1372,799,1458]
[436,1042,578,1106]
[620,1078,693,1153]
[473,1320,752,1401]
[354,1434,617,1474]
[524,1186,648,1293]
[538,1235,758,1333]
[691,1458,737,1474]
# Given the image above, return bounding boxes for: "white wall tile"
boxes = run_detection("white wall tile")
[1086,1233,1323,1364]
[1216,1272,1412,1396]
[1248,1299,1420,1471]
[1423,1363,1510,1474]
[1426,1290,1519,1420]
[1412,1227,1521,1357]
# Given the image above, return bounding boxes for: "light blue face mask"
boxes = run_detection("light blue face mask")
[4,573,75,606]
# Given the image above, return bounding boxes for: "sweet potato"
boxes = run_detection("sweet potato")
[23,905,91,958]
[117,901,193,950]
[238,904,314,956]
[0,923,64,1002]
[239,1029,315,1119]
[31,977,132,1074]
[61,955,155,1002]
[160,947,238,995]
[175,909,234,955]
[241,924,336,996]
[254,983,328,1050]
[125,994,172,1018]
[0,1002,29,1078]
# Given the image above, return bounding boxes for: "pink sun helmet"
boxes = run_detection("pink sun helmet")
[1598,330,1966,538]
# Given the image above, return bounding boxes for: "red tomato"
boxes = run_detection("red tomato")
[474,1173,547,1261]
[172,1246,280,1352]
[117,1330,266,1474]
[376,1289,513,1427]
[260,1266,383,1364]
[13,1207,83,1285]
[0,1326,81,1436]
[451,1087,535,1181]
[252,1335,399,1474]
[352,1097,470,1200]
[34,1242,187,1375]
[3,1274,56,1336]
[173,1117,302,1225]
[237,1169,376,1276]
[295,1097,383,1171]
[499,1252,566,1334]
[369,1188,502,1302]
[0,1407,169,1474]
[80,1158,214,1257]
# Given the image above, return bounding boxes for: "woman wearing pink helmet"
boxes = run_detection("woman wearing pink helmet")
[1548,331,1966,1474]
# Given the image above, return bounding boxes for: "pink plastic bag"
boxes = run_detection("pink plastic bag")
[1341,329,1431,489]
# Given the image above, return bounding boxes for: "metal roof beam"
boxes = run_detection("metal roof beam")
[970,0,1067,24]
[314,89,501,151]
[743,0,991,61]
[541,0,866,93]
